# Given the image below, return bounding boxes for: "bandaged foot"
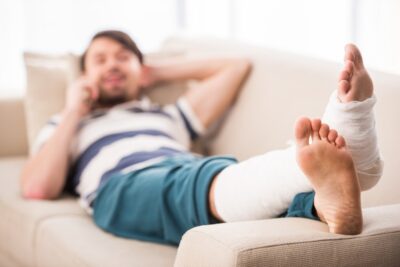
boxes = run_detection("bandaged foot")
[295,117,362,235]
[322,44,383,190]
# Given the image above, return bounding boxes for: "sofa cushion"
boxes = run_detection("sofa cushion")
[0,98,28,157]
[36,216,177,267]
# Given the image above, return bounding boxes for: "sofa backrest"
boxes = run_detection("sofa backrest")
[0,98,28,156]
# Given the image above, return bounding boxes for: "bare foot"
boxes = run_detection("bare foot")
[338,44,373,103]
[295,117,363,235]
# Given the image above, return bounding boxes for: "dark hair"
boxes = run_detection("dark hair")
[80,30,144,72]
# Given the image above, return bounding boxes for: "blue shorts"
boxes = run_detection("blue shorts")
[92,154,238,245]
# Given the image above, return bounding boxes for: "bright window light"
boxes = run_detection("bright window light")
[0,0,399,97]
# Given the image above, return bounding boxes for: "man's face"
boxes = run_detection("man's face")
[84,37,142,107]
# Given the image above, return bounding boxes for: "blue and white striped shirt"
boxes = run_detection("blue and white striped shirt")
[32,96,205,213]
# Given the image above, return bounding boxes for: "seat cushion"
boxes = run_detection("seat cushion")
[0,157,177,267]
[36,216,177,267]
[0,157,86,267]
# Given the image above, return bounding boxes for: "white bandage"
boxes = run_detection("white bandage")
[214,146,312,222]
[322,92,384,190]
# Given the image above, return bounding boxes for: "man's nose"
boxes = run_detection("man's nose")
[105,58,120,70]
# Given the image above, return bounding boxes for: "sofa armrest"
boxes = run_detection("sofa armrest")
[0,97,28,157]
[174,204,400,267]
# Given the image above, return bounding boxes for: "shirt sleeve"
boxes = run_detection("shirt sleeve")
[164,97,206,141]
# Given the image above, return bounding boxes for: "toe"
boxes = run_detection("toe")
[328,129,338,143]
[338,70,351,82]
[338,80,351,100]
[337,60,354,103]
[335,135,346,148]
[311,119,321,141]
[344,45,355,62]
[344,60,355,77]
[294,117,312,148]
[345,43,364,69]
[319,123,330,140]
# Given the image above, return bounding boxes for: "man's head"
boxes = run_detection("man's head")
[80,30,144,107]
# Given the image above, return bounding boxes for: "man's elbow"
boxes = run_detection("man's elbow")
[236,58,253,74]
[21,180,60,200]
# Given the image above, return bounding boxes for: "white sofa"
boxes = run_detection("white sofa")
[1,37,400,267]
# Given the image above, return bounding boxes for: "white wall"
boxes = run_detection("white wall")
[0,0,178,96]
[233,0,352,62]
[1,0,399,97]
[22,0,177,54]
[356,0,400,75]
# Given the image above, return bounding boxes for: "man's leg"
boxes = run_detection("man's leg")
[208,44,381,234]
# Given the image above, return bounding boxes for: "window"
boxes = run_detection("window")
[1,0,399,97]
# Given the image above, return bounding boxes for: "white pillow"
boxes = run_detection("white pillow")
[24,52,80,150]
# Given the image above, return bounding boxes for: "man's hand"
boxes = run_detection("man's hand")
[139,65,159,89]
[65,77,99,117]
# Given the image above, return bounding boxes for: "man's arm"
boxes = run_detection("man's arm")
[144,58,252,128]
[20,110,80,199]
[20,78,98,199]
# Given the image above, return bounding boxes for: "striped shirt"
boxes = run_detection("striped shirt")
[32,96,205,213]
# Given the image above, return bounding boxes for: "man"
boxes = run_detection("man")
[20,30,383,245]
